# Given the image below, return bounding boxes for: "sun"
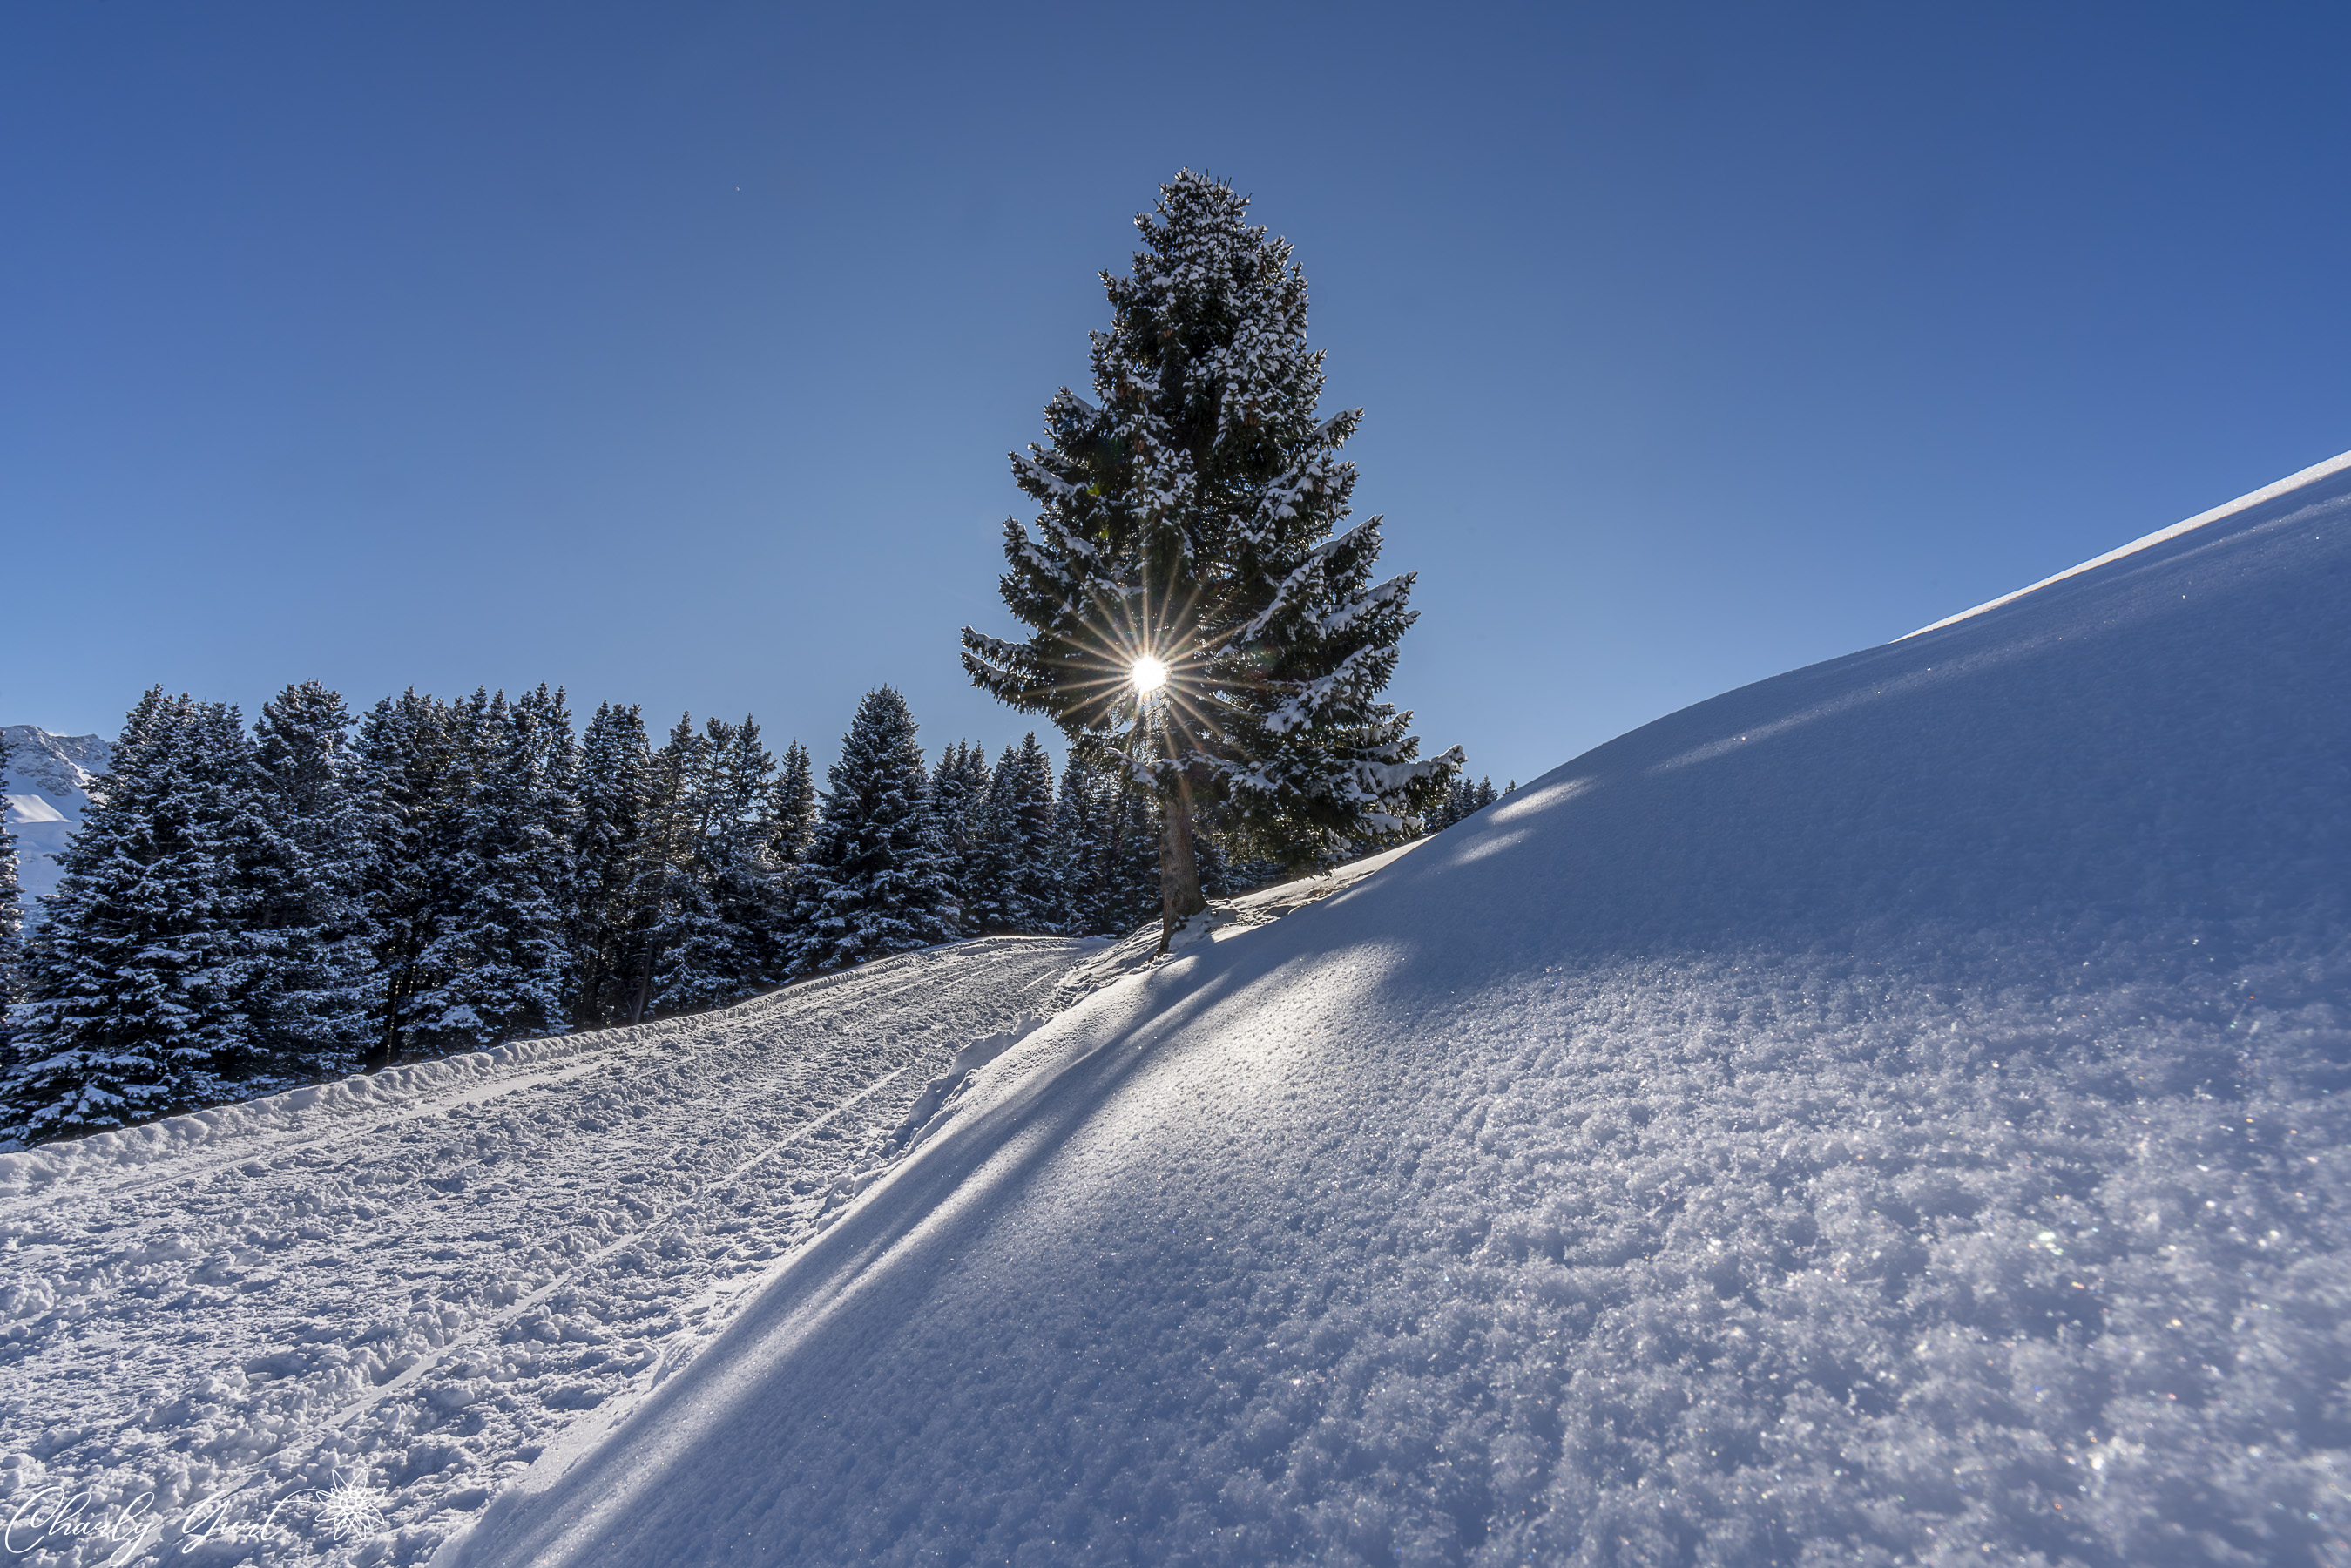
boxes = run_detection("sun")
[1131,655,1169,694]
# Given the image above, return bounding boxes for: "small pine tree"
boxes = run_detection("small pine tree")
[783,688,957,976]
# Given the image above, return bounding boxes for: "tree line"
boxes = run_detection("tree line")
[2,679,1423,1146]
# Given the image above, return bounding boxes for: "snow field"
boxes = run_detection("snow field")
[443,456,2351,1566]
[0,936,1091,1565]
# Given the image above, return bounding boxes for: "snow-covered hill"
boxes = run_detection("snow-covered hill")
[3,725,111,907]
[446,452,2351,1567]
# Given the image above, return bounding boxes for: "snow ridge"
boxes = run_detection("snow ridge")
[1900,445,2351,639]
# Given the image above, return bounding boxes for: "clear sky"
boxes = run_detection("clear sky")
[9,2,2349,788]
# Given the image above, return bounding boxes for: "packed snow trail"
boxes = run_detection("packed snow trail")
[0,936,1091,1565]
[449,456,2351,1568]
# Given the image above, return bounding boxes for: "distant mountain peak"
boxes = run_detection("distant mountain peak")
[4,723,115,905]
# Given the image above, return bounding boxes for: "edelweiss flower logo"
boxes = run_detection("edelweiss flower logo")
[313,1473,388,1541]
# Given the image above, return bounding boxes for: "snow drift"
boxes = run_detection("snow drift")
[452,456,2351,1568]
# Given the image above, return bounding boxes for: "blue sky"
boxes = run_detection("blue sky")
[9,2,2349,787]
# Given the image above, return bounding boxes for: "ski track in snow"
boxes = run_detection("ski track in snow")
[0,936,1091,1566]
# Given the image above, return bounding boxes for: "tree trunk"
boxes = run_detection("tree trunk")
[1157,773,1209,955]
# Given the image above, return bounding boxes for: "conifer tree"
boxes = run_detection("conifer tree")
[963,169,1460,950]
[652,716,786,1015]
[783,688,957,976]
[1050,757,1162,936]
[7,692,265,1137]
[971,734,1058,933]
[249,681,376,1071]
[574,701,652,1026]
[353,688,461,1065]
[619,713,713,1023]
[406,688,576,1051]
[1048,759,1104,934]
[929,741,990,935]
[1099,783,1165,936]
[770,740,820,873]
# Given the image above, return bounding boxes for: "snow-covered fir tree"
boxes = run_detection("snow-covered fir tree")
[7,692,274,1138]
[617,714,713,1023]
[248,681,377,1071]
[1049,757,1105,933]
[650,716,787,1016]
[352,688,463,1066]
[963,169,1460,950]
[969,734,1058,933]
[784,688,957,976]
[403,688,576,1051]
[769,740,820,874]
[1051,756,1164,937]
[1427,774,1497,833]
[573,700,652,1027]
[928,740,991,935]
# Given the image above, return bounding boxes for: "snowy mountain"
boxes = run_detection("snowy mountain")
[446,451,2351,1566]
[3,724,111,907]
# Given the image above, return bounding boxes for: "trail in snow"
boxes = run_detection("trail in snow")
[443,456,2351,1568]
[0,937,1091,1565]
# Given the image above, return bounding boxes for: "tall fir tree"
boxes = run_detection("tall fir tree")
[7,692,270,1138]
[573,701,652,1026]
[1048,757,1101,933]
[404,688,576,1051]
[769,740,820,873]
[651,716,787,1016]
[353,688,463,1065]
[963,170,1460,950]
[619,713,713,1023]
[249,681,377,1072]
[783,688,957,976]
[928,740,991,935]
[969,734,1059,933]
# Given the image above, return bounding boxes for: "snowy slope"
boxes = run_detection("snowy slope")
[0,938,1092,1565]
[3,725,111,907]
[449,456,2351,1568]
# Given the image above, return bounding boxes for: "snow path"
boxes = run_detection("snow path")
[0,936,1091,1565]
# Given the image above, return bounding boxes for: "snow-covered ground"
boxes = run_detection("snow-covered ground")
[3,726,111,906]
[432,453,2351,1567]
[0,937,1092,1565]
